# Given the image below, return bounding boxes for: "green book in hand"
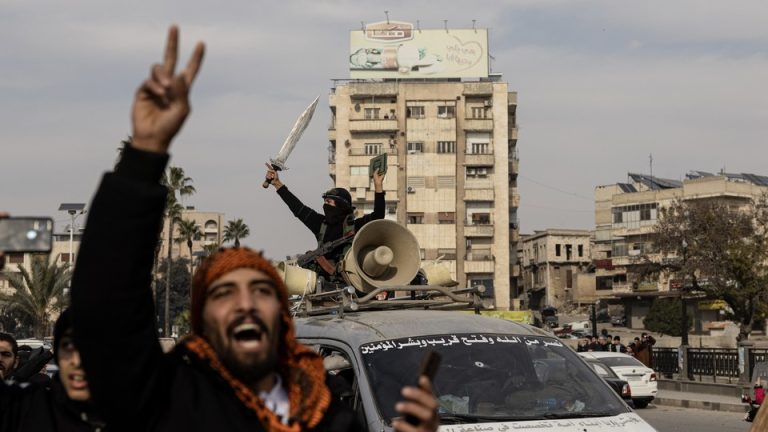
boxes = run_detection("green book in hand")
[369,153,388,177]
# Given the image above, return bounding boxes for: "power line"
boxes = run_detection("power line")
[519,174,592,201]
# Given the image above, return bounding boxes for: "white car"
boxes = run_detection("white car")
[579,351,657,408]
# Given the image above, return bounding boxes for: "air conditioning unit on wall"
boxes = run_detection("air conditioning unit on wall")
[407,186,415,193]
[484,100,493,107]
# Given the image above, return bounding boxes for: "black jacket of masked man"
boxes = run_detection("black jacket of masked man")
[276,185,385,272]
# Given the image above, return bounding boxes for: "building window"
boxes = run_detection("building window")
[437,141,456,153]
[437,248,457,260]
[438,212,455,224]
[469,142,490,154]
[60,253,72,263]
[555,244,561,257]
[578,244,584,257]
[364,143,382,155]
[364,108,380,119]
[437,176,456,188]
[469,277,494,298]
[406,142,423,153]
[407,106,425,119]
[471,213,491,225]
[437,105,455,118]
[407,212,424,224]
[466,167,489,178]
[7,253,23,264]
[471,107,489,119]
[350,166,369,176]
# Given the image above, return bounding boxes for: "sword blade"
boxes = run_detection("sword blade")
[271,96,319,169]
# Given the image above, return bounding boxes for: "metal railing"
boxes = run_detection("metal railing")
[688,348,739,382]
[652,348,679,377]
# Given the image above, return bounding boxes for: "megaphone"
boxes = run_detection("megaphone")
[276,261,317,296]
[340,219,421,293]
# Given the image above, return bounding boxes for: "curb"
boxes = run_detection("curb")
[652,397,745,413]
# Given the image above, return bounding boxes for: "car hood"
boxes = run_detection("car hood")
[437,412,656,431]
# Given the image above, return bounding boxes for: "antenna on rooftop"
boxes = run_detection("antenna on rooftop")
[444,20,449,32]
[472,19,477,31]
[384,10,390,24]
[649,153,654,190]
[361,21,365,31]
[417,20,421,32]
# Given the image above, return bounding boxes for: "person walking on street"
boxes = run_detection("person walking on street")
[70,26,438,432]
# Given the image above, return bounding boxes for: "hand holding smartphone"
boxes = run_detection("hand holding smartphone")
[403,351,441,427]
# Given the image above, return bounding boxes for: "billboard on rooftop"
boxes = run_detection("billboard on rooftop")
[349,21,489,79]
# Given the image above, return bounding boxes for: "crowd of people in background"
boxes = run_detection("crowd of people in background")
[575,330,657,368]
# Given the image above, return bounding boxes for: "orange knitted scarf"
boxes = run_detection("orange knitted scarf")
[183,335,330,431]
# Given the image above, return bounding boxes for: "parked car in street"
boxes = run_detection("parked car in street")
[582,357,633,406]
[612,315,627,327]
[296,308,657,430]
[579,351,657,408]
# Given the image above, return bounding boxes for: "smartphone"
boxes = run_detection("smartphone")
[0,217,54,253]
[404,351,441,426]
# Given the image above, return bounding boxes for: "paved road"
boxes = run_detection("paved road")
[636,404,748,432]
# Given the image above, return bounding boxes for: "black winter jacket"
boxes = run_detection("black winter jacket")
[70,146,357,432]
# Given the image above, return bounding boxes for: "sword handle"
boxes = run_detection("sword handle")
[262,164,280,189]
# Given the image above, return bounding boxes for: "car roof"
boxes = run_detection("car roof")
[295,310,551,346]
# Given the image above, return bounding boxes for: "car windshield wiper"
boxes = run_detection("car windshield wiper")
[438,413,536,424]
[540,411,616,419]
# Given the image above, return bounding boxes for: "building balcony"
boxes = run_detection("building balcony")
[464,188,494,201]
[463,118,494,132]
[328,128,336,141]
[510,192,520,208]
[464,153,494,166]
[349,119,399,132]
[464,224,494,237]
[464,258,495,273]
[348,148,398,157]
[508,158,519,175]
[511,265,521,277]
[636,281,659,292]
[349,82,399,97]
[509,127,518,141]
[613,283,632,294]
[594,259,614,270]
[510,229,520,242]
[464,179,493,190]
[328,163,336,176]
[462,82,494,96]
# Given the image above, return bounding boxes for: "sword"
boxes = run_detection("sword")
[262,96,320,188]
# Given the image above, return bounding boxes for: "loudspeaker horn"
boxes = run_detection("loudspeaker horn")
[340,219,421,293]
[276,261,317,296]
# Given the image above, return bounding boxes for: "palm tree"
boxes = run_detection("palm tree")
[223,218,250,248]
[176,219,202,275]
[161,166,195,337]
[0,255,71,338]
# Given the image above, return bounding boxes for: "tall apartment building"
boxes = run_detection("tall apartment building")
[593,171,768,327]
[327,79,519,309]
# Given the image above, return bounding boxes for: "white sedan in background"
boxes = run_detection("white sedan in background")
[579,351,658,408]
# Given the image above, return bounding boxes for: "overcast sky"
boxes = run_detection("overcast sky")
[2,0,766,259]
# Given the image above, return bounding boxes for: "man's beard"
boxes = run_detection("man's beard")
[207,313,281,386]
[220,342,278,385]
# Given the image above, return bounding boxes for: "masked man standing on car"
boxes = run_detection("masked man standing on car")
[265,164,385,281]
[69,26,438,432]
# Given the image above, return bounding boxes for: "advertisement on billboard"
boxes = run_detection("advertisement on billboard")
[350,21,489,79]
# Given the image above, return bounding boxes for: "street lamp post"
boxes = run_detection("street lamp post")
[58,203,86,265]
[680,239,689,346]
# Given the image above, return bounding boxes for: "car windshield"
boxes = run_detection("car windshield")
[360,333,628,423]
[598,356,646,368]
